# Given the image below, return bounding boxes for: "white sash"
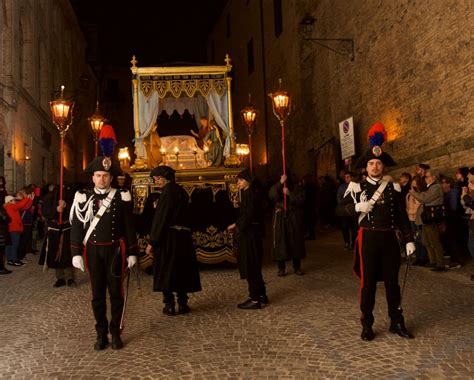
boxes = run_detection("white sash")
[83,189,117,246]
[358,180,388,224]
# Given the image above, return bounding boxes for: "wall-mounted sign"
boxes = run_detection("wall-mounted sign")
[339,117,355,159]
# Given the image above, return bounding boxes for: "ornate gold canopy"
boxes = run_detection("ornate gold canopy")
[131,54,232,99]
[130,54,240,170]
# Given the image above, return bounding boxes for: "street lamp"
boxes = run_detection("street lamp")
[269,78,291,210]
[88,101,107,156]
[240,94,258,174]
[50,85,74,224]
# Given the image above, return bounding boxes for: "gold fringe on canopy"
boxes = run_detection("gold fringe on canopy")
[140,77,227,99]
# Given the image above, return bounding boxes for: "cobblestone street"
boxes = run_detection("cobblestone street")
[0,230,473,379]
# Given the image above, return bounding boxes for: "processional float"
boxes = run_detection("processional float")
[129,55,245,266]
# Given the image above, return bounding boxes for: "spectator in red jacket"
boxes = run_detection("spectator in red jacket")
[4,193,33,266]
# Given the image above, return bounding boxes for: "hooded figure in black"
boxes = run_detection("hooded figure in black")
[268,171,306,276]
[39,183,76,286]
[145,165,201,315]
[227,169,268,309]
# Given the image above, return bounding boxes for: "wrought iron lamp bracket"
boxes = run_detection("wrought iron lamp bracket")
[304,37,354,61]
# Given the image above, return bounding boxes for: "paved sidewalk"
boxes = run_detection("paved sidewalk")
[0,230,473,379]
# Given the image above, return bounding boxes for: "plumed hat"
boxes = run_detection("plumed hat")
[355,122,396,169]
[150,165,176,181]
[99,124,117,158]
[236,168,253,183]
[84,156,121,176]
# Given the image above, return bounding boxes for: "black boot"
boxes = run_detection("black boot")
[178,303,191,314]
[163,303,176,316]
[177,293,190,314]
[237,298,261,310]
[389,321,414,339]
[111,334,123,350]
[94,335,109,351]
[277,261,286,277]
[259,294,269,305]
[361,326,375,341]
[53,279,66,287]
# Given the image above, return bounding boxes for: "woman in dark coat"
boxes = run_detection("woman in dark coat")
[269,173,306,276]
[38,184,75,287]
[146,166,201,315]
[227,169,267,309]
[0,205,12,274]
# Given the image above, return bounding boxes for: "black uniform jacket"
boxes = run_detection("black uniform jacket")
[338,179,414,278]
[70,188,137,257]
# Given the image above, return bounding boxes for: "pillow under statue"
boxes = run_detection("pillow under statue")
[159,135,208,169]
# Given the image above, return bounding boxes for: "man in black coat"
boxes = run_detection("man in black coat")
[145,165,201,315]
[269,173,306,276]
[227,169,268,309]
[39,183,75,287]
[70,156,138,351]
[338,122,416,341]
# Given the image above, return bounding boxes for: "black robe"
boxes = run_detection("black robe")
[39,187,74,269]
[268,182,306,261]
[149,182,201,293]
[235,187,264,279]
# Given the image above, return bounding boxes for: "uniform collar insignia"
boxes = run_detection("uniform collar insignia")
[94,187,111,195]
[367,176,382,185]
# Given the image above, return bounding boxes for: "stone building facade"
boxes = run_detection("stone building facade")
[207,0,473,180]
[0,0,97,193]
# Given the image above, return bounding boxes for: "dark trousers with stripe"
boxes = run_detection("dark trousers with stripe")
[359,229,403,327]
[85,244,124,337]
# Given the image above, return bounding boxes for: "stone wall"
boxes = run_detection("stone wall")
[208,0,473,181]
[298,0,473,179]
[0,0,96,192]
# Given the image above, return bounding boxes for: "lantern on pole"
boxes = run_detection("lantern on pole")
[240,94,258,174]
[50,85,74,224]
[88,101,107,156]
[269,78,291,210]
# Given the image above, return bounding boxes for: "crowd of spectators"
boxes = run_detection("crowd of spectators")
[0,180,49,274]
[326,164,474,272]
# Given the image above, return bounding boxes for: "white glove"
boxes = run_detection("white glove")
[72,256,85,272]
[127,255,137,269]
[355,202,374,213]
[406,242,416,256]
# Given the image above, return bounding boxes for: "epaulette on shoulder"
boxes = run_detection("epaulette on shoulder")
[74,191,87,203]
[120,189,132,202]
[344,181,361,197]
